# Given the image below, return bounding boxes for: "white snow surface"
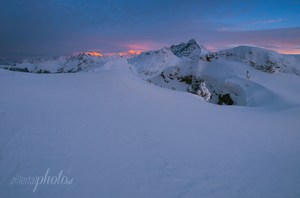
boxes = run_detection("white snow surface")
[0,41,300,197]
[128,48,181,79]
[212,46,300,75]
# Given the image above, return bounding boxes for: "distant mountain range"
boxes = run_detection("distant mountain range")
[1,39,300,106]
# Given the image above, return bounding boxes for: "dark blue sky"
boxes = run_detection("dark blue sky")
[0,0,299,57]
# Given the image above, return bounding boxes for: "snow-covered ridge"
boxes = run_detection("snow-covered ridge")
[203,46,300,75]
[127,39,209,79]
[128,41,299,106]
[128,47,181,79]
[0,52,121,73]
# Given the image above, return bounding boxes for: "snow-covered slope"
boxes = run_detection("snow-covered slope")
[0,59,300,197]
[205,46,300,75]
[148,57,291,107]
[128,48,181,79]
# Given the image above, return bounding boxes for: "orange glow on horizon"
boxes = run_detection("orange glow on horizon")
[83,46,299,57]
[275,49,300,55]
[128,49,142,55]
[118,49,142,56]
[84,42,157,57]
[86,51,103,57]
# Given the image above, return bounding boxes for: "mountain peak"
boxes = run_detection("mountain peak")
[170,39,209,58]
[187,39,197,45]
